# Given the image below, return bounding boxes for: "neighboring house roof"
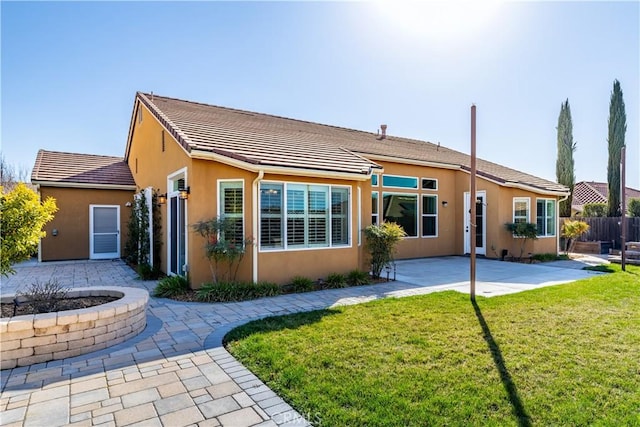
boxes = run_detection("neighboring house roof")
[31,150,136,190]
[572,181,640,212]
[127,92,568,194]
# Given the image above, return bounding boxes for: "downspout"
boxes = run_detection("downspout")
[252,170,264,283]
[557,193,570,253]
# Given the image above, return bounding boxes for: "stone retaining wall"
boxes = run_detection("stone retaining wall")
[0,287,148,370]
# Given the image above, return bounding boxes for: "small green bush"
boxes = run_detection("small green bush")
[154,275,189,298]
[531,253,569,262]
[324,273,347,289]
[196,281,280,302]
[289,276,315,293]
[628,198,640,217]
[346,269,371,286]
[137,263,162,280]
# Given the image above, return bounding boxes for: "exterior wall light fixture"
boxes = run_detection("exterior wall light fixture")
[441,201,448,207]
[179,187,190,200]
[158,194,167,205]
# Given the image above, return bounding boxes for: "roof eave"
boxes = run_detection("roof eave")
[32,181,137,191]
[191,149,373,181]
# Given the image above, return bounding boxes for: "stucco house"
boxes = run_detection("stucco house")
[31,151,135,261]
[33,92,569,286]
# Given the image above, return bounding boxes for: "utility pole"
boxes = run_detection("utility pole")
[620,146,626,271]
[470,104,477,301]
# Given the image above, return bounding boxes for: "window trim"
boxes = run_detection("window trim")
[421,178,438,191]
[217,179,245,244]
[382,192,419,239]
[513,197,530,224]
[258,180,352,252]
[421,194,438,238]
[382,174,419,190]
[536,198,557,237]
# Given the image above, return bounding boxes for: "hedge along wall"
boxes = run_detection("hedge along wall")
[0,287,148,370]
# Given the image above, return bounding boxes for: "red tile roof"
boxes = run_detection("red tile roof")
[32,150,136,188]
[132,92,568,193]
[572,181,640,211]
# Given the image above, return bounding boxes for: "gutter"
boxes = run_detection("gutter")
[191,150,372,182]
[32,181,137,191]
[252,170,264,283]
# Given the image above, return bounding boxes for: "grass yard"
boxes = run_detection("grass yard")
[225,264,640,426]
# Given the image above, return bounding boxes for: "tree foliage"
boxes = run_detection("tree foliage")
[561,220,590,253]
[607,79,626,217]
[1,183,57,276]
[628,198,640,217]
[363,222,406,279]
[556,99,576,217]
[583,203,608,217]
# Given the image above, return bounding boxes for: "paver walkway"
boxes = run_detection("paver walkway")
[0,256,604,426]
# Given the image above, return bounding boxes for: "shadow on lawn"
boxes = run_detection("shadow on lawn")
[472,300,532,427]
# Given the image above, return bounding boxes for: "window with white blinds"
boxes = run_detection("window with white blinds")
[220,181,243,244]
[260,182,350,250]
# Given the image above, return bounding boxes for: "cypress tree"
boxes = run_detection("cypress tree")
[556,99,576,217]
[607,79,626,217]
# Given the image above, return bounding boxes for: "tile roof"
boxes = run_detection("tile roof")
[572,181,640,211]
[32,150,136,188]
[134,92,568,193]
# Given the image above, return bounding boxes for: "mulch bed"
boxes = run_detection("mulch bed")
[1,296,120,318]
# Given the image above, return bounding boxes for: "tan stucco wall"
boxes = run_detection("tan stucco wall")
[127,103,192,276]
[39,187,133,261]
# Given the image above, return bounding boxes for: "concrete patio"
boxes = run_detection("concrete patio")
[0,256,605,426]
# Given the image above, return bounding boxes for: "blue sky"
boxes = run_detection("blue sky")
[2,1,639,188]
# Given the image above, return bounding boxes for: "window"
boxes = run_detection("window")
[161,130,165,152]
[382,175,418,189]
[331,188,349,245]
[382,193,417,237]
[259,182,350,250]
[421,178,438,190]
[513,198,530,224]
[220,181,243,244]
[371,192,379,225]
[536,199,556,237]
[422,195,437,237]
[260,184,283,249]
[371,175,379,186]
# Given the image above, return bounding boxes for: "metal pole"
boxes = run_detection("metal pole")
[470,104,477,301]
[621,146,626,271]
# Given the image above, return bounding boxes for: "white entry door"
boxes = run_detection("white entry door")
[464,192,486,255]
[90,205,120,259]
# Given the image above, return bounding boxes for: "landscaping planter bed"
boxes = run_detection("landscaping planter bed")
[0,286,148,370]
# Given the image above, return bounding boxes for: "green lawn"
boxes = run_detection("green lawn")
[225,265,640,426]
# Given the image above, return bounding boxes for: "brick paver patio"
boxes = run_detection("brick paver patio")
[0,257,602,426]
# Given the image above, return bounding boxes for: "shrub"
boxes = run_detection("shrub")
[324,273,347,289]
[17,279,69,313]
[505,222,538,259]
[137,263,162,280]
[628,198,640,217]
[192,217,254,283]
[583,203,607,217]
[1,183,57,276]
[346,269,371,286]
[364,222,407,279]
[288,276,315,293]
[154,275,189,298]
[531,253,569,262]
[196,281,280,302]
[561,220,590,252]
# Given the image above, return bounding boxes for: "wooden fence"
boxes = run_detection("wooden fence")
[560,217,640,249]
